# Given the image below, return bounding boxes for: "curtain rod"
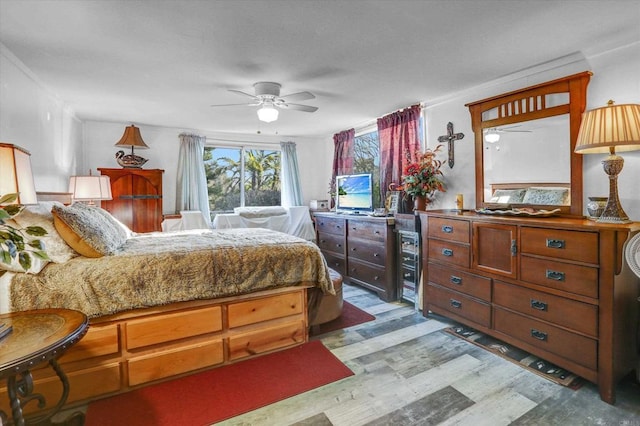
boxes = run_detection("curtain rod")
[353,103,424,135]
[204,137,283,148]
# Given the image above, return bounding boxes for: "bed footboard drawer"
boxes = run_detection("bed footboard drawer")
[228,292,304,328]
[126,306,223,349]
[228,320,306,361]
[128,339,224,386]
[60,323,120,362]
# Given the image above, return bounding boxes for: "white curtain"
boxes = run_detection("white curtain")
[176,133,211,225]
[280,141,303,207]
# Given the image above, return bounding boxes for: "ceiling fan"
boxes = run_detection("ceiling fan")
[210,82,318,123]
[484,125,532,143]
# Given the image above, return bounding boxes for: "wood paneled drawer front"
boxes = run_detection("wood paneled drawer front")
[520,256,598,299]
[228,291,303,328]
[348,258,388,289]
[317,232,345,254]
[426,284,490,327]
[126,306,222,349]
[128,339,224,386]
[315,216,345,236]
[228,320,305,361]
[428,217,470,243]
[428,239,470,268]
[348,221,386,242]
[428,263,491,302]
[494,308,597,370]
[494,281,597,336]
[348,237,386,265]
[322,252,346,276]
[520,227,598,264]
[61,323,119,363]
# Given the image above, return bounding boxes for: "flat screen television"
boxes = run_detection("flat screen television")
[335,173,373,214]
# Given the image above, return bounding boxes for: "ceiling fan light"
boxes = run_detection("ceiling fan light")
[485,130,500,143]
[257,105,279,123]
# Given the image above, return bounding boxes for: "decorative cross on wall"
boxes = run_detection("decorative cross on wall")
[437,122,465,168]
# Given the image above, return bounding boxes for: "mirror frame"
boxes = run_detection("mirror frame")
[466,71,592,217]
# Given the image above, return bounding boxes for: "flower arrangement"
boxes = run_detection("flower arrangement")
[0,193,48,275]
[399,144,446,199]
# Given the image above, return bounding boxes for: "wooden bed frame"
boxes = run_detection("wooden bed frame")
[0,193,314,416]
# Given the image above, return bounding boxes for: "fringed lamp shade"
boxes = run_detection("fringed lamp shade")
[69,171,112,206]
[0,143,38,205]
[575,101,640,222]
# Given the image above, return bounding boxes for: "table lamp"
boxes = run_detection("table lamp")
[0,143,38,204]
[114,124,149,168]
[574,101,640,223]
[68,170,112,206]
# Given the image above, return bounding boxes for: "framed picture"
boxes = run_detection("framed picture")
[385,191,400,214]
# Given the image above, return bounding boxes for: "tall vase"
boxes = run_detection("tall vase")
[413,195,427,212]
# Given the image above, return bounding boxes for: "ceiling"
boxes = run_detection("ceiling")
[1,0,639,139]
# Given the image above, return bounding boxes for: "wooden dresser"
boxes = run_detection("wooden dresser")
[314,212,397,301]
[98,168,164,233]
[421,210,640,404]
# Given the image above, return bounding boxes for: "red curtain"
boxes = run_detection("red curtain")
[377,104,422,203]
[332,128,355,178]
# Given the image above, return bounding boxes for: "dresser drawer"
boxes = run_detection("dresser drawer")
[494,307,597,370]
[348,237,387,265]
[348,220,386,242]
[494,281,597,337]
[428,262,491,302]
[520,227,598,264]
[428,239,470,268]
[348,258,388,290]
[426,284,490,327]
[315,216,345,236]
[317,232,345,255]
[428,217,470,243]
[322,252,345,276]
[520,256,598,299]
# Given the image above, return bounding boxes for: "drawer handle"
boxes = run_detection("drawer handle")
[351,226,357,230]
[336,244,342,248]
[511,239,517,256]
[403,256,411,262]
[374,230,381,234]
[530,299,548,311]
[545,269,565,281]
[373,253,380,257]
[373,275,380,281]
[442,225,453,233]
[442,248,454,257]
[546,238,565,249]
[336,225,341,229]
[320,239,326,243]
[450,299,462,309]
[351,247,356,251]
[450,276,462,285]
[530,329,548,341]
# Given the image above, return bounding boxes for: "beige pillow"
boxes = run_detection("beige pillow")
[52,203,128,257]
[13,202,78,263]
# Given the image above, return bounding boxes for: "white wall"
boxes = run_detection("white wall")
[424,42,640,220]
[82,121,331,214]
[0,44,82,191]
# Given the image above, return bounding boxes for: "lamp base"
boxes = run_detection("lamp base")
[596,154,631,224]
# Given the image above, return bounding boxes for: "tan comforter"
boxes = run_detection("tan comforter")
[9,228,333,318]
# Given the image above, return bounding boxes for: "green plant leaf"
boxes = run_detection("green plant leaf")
[25,226,48,237]
[32,250,50,261]
[2,204,22,217]
[1,248,13,264]
[28,239,45,250]
[0,210,10,220]
[0,193,18,204]
[18,252,31,271]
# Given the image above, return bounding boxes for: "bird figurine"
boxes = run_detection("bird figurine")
[115,150,148,168]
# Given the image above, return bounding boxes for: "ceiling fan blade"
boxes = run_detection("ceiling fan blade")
[279,91,315,102]
[210,102,261,107]
[278,103,318,112]
[228,89,259,100]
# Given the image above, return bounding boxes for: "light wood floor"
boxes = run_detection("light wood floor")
[222,283,640,426]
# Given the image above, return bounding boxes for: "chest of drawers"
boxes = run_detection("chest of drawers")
[315,213,397,301]
[421,211,640,404]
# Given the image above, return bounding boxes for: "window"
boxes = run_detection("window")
[353,129,382,208]
[204,146,281,218]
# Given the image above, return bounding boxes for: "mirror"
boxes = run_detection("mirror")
[482,115,570,204]
[467,72,592,217]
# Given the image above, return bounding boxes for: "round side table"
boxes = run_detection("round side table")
[0,309,88,426]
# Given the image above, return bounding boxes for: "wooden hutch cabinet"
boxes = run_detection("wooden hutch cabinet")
[98,168,164,233]
[421,211,640,404]
[314,212,397,301]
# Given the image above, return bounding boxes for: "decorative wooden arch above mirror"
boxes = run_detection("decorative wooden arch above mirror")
[466,71,592,217]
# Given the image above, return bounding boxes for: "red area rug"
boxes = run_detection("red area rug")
[85,341,352,426]
[311,301,376,336]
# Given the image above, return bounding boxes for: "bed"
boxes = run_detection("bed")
[0,194,333,415]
